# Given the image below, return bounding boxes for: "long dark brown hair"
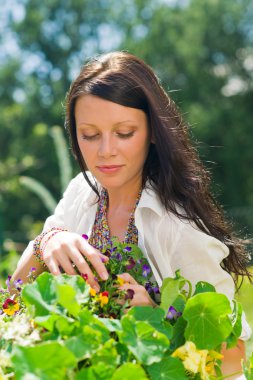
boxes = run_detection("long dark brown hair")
[65,51,251,287]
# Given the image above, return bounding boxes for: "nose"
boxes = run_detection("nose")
[98,134,116,158]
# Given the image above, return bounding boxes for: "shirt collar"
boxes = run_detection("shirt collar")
[137,186,165,217]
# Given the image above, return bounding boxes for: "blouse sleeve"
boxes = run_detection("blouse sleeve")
[170,221,251,340]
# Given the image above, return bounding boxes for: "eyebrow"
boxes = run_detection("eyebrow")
[78,120,137,128]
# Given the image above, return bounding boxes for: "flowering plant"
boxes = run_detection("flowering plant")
[0,242,252,380]
[82,237,160,318]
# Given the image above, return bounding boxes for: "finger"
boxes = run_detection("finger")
[70,251,100,291]
[58,259,78,276]
[118,284,140,291]
[117,273,138,285]
[46,259,62,276]
[78,239,109,281]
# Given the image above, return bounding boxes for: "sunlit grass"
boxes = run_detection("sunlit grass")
[236,268,253,357]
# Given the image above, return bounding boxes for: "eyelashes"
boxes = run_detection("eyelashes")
[81,132,135,141]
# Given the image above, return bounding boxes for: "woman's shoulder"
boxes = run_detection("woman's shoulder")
[64,171,96,193]
[62,171,99,206]
[139,185,229,254]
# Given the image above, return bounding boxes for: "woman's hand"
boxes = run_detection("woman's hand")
[42,231,109,292]
[117,273,157,308]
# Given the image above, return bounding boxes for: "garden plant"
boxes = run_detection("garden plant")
[0,241,252,379]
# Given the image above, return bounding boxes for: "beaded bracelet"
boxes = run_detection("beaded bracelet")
[33,227,67,266]
[41,229,67,255]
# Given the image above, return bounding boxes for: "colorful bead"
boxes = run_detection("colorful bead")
[33,227,67,266]
[88,188,142,251]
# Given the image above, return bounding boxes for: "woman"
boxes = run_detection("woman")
[13,51,251,378]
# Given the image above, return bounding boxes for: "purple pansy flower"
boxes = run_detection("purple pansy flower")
[6,275,11,289]
[166,306,182,321]
[145,282,152,293]
[125,289,135,300]
[126,258,136,270]
[142,264,151,277]
[115,253,122,261]
[123,246,132,252]
[152,286,160,294]
[13,279,23,291]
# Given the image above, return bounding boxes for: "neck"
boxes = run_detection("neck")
[106,182,142,211]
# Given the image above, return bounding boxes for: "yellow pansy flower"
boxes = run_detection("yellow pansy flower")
[117,275,126,286]
[99,291,109,307]
[89,287,97,297]
[2,298,19,316]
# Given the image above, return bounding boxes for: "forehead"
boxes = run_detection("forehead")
[75,95,147,126]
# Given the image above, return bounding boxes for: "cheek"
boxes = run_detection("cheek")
[77,140,93,161]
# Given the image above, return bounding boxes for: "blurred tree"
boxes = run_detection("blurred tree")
[0,0,252,249]
[116,0,253,234]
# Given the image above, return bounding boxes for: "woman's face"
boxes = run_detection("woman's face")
[75,95,150,192]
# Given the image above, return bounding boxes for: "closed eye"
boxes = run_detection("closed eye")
[81,134,99,141]
[116,132,134,139]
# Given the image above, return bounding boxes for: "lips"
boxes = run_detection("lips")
[97,165,123,169]
[96,165,124,173]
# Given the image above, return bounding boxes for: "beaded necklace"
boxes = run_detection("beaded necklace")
[88,188,142,251]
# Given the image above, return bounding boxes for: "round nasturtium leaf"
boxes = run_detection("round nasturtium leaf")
[12,341,77,380]
[147,356,187,380]
[119,315,170,365]
[183,292,233,349]
[112,363,148,380]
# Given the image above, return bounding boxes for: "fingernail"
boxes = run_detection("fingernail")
[101,271,108,280]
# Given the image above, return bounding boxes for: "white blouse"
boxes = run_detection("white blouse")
[18,173,251,340]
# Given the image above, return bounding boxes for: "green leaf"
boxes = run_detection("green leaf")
[22,273,89,319]
[170,316,187,350]
[91,362,116,380]
[226,300,242,349]
[12,341,77,380]
[65,325,104,360]
[55,274,89,305]
[79,311,110,343]
[183,292,233,349]
[34,314,62,332]
[171,295,186,313]
[115,342,130,365]
[243,352,253,380]
[193,281,216,295]
[55,315,77,336]
[112,362,148,379]
[160,276,189,314]
[75,368,97,380]
[21,272,59,316]
[98,317,122,332]
[128,306,172,339]
[35,314,75,334]
[56,283,80,317]
[147,356,187,380]
[91,339,119,368]
[118,315,170,365]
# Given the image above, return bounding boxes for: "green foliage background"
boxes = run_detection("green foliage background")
[1,0,253,251]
